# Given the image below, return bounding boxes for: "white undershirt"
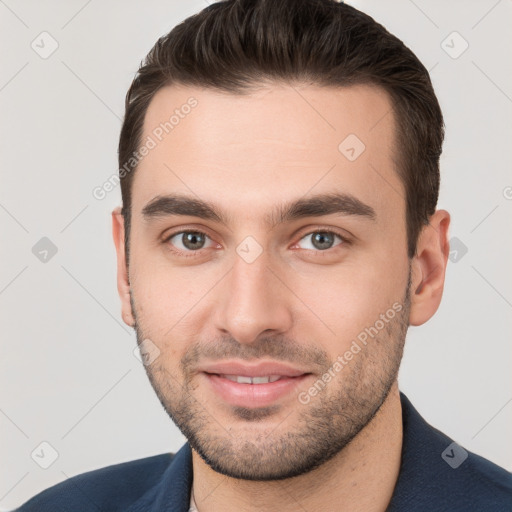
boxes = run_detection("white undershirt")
[189,487,198,512]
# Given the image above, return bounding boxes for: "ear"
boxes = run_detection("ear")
[112,207,135,327]
[409,209,451,326]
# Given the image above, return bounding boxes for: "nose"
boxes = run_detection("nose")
[213,249,294,345]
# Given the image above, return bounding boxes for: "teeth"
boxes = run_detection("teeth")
[221,375,282,384]
[252,376,271,384]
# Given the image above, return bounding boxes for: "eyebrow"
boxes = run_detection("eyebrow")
[141,192,376,228]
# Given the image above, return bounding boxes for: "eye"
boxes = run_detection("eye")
[163,228,348,257]
[296,230,346,251]
[165,230,216,253]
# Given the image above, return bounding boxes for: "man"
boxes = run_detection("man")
[17,0,512,511]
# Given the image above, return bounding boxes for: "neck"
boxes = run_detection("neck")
[191,382,403,512]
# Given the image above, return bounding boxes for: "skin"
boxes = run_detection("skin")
[112,83,450,511]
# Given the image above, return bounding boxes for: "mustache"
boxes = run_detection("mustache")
[180,336,330,374]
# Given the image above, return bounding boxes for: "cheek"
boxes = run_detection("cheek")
[292,256,406,347]
[130,249,219,340]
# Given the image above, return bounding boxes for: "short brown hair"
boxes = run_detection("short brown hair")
[118,0,444,261]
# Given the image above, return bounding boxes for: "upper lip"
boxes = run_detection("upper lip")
[200,361,310,378]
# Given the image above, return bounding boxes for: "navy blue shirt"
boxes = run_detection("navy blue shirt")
[16,393,512,511]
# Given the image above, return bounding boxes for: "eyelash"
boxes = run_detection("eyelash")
[162,228,351,258]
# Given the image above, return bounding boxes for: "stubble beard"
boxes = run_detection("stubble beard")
[130,280,410,481]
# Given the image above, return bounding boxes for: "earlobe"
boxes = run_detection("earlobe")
[112,207,135,328]
[409,210,450,326]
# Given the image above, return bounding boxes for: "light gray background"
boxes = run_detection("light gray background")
[1,0,511,509]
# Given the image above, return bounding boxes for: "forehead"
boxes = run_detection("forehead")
[132,82,402,225]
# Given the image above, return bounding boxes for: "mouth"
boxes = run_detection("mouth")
[215,374,285,384]
[199,361,313,408]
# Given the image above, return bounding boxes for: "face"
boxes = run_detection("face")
[117,83,415,480]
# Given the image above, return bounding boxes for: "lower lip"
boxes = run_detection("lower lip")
[203,373,311,408]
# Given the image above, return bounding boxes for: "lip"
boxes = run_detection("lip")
[199,360,312,409]
[200,360,309,378]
